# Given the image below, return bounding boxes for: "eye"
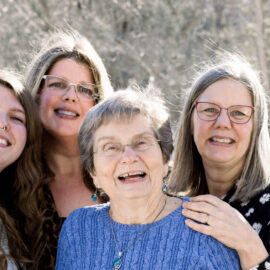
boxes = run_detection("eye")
[78,86,93,96]
[230,110,246,117]
[204,107,219,114]
[48,81,67,89]
[103,143,121,153]
[10,115,25,124]
[133,138,151,150]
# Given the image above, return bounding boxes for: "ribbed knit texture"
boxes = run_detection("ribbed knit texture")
[55,199,240,270]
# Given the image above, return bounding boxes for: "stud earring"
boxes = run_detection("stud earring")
[162,183,167,193]
[91,191,98,202]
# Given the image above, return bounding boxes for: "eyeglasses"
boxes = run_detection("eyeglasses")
[195,102,254,124]
[42,75,99,101]
[94,135,160,158]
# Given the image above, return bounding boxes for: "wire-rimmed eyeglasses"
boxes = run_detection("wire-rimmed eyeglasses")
[195,102,254,124]
[42,75,99,101]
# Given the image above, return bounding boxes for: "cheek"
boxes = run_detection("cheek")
[14,125,27,156]
[81,100,95,117]
[38,93,52,118]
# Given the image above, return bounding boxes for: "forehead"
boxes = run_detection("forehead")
[0,85,24,111]
[48,58,93,83]
[198,79,253,106]
[94,114,153,142]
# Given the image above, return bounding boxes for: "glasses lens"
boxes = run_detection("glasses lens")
[45,76,68,91]
[196,102,220,121]
[77,84,96,100]
[228,106,253,123]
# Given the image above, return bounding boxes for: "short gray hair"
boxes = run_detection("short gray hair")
[79,85,173,175]
[169,53,270,202]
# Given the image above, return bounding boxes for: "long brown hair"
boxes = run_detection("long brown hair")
[0,69,43,269]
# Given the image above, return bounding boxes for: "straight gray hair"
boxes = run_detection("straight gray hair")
[169,53,270,202]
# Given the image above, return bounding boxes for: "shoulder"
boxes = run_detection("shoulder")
[201,234,240,268]
[62,203,110,231]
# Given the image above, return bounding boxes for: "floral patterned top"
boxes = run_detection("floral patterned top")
[223,184,270,270]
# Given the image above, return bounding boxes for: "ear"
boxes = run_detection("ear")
[91,174,100,189]
[162,163,169,179]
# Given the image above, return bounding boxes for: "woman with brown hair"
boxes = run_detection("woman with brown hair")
[0,69,42,269]
[170,54,270,270]
[24,29,114,269]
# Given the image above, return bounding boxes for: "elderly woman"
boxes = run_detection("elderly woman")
[169,55,270,270]
[55,87,240,270]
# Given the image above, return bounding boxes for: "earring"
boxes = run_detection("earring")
[91,191,98,202]
[162,183,167,193]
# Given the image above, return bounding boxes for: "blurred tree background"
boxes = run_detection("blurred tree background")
[0,0,269,123]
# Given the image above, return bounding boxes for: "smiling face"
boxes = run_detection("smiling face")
[0,85,27,172]
[92,115,168,202]
[38,58,95,138]
[192,79,253,170]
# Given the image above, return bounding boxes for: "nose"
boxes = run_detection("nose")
[214,109,232,129]
[119,146,139,164]
[62,85,78,102]
[0,114,8,131]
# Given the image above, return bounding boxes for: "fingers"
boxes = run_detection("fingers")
[182,208,211,225]
[184,218,212,236]
[189,194,230,209]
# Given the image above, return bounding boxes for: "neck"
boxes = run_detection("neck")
[109,194,167,225]
[203,161,242,198]
[44,133,82,177]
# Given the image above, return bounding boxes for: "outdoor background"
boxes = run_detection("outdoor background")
[1,0,270,123]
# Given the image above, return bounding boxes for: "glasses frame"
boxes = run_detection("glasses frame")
[195,101,255,124]
[42,74,99,102]
[93,136,161,158]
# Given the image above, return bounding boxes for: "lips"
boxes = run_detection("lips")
[54,108,79,117]
[118,171,146,181]
[210,137,234,144]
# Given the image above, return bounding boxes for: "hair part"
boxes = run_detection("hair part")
[169,53,270,202]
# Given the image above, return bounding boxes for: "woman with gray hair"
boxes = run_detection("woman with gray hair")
[24,29,113,269]
[55,87,240,269]
[170,54,270,270]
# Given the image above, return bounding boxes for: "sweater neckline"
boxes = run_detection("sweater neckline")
[103,197,186,231]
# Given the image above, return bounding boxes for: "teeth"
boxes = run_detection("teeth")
[57,110,77,116]
[0,138,8,146]
[212,137,232,144]
[121,172,144,178]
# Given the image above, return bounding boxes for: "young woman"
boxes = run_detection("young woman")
[24,29,114,269]
[170,54,270,270]
[0,69,42,269]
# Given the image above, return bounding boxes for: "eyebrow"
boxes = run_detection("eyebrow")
[10,108,25,115]
[96,132,154,143]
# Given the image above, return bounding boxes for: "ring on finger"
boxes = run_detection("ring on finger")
[205,214,209,225]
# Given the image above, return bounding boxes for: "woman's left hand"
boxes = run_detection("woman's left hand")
[182,194,268,270]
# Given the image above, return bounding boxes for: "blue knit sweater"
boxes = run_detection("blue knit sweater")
[55,199,240,270]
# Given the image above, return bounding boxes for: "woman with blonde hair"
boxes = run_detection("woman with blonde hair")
[170,54,270,270]
[0,69,42,269]
[24,29,113,269]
